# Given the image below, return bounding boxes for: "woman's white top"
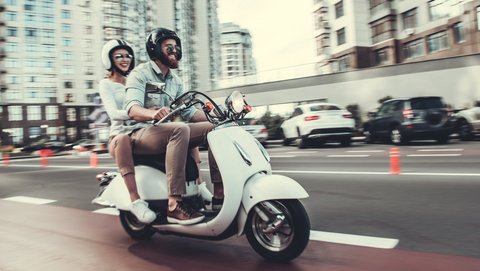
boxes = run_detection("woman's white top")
[98,78,130,136]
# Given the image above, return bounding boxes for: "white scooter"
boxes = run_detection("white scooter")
[92,86,310,262]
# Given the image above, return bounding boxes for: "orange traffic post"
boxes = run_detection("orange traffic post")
[40,149,48,167]
[90,151,98,168]
[2,152,10,166]
[390,147,400,175]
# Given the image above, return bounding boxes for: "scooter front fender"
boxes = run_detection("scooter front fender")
[237,174,309,235]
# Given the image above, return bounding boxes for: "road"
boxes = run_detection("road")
[1,139,480,270]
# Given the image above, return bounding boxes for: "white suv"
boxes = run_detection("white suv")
[454,101,480,140]
[281,102,355,148]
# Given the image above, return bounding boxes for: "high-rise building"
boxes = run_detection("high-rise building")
[156,0,221,92]
[219,22,256,88]
[313,0,480,74]
[0,0,220,145]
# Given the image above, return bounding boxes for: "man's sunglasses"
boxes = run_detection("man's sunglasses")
[165,44,181,54]
[113,54,133,60]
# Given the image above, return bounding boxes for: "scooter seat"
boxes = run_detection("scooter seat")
[133,153,199,182]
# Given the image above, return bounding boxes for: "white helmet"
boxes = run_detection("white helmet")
[101,39,135,73]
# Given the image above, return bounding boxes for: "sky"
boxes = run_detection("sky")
[217,0,316,74]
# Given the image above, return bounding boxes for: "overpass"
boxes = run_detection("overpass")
[209,54,480,116]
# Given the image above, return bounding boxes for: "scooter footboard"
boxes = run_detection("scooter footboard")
[237,174,309,235]
[99,165,169,210]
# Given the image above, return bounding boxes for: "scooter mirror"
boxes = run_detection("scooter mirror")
[226,91,244,114]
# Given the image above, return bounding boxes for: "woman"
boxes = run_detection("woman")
[99,39,156,223]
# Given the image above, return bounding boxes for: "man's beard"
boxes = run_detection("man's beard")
[166,53,179,69]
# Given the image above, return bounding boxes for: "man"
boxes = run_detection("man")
[123,28,223,225]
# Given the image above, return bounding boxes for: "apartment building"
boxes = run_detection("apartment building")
[0,0,221,146]
[218,22,257,88]
[314,0,480,74]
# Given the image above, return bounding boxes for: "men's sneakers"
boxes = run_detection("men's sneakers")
[130,199,156,224]
[167,201,205,225]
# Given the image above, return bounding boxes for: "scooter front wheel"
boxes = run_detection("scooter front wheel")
[245,199,310,262]
[119,210,156,240]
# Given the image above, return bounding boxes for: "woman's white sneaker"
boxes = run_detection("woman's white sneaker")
[130,199,156,224]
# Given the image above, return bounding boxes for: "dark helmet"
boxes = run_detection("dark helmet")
[145,27,182,64]
[101,39,135,76]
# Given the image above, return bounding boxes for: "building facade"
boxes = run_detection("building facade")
[0,0,220,146]
[218,22,257,88]
[314,0,480,74]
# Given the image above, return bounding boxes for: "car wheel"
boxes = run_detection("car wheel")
[390,126,405,145]
[436,135,449,144]
[297,136,310,149]
[283,138,293,146]
[458,119,474,141]
[340,137,352,147]
[364,128,374,143]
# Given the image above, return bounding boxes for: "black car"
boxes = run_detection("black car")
[363,96,453,145]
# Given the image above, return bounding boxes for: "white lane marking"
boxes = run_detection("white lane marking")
[346,150,385,153]
[3,196,57,205]
[287,151,318,154]
[93,208,119,216]
[310,230,398,249]
[416,149,463,152]
[407,154,462,157]
[3,165,480,177]
[327,155,370,158]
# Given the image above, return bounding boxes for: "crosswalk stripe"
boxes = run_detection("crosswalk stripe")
[2,196,57,205]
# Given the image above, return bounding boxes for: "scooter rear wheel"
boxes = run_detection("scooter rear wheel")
[245,199,310,262]
[119,210,156,239]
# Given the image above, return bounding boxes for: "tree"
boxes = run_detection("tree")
[257,111,285,140]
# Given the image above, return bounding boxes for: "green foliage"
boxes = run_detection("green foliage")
[378,95,393,104]
[257,111,285,140]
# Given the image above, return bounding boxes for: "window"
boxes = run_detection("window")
[62,0,71,4]
[10,128,23,145]
[29,127,41,139]
[63,38,72,47]
[5,42,18,53]
[64,81,73,88]
[371,19,395,44]
[428,0,448,21]
[403,39,424,59]
[8,106,23,121]
[7,27,18,37]
[427,31,448,53]
[85,80,94,89]
[335,1,344,18]
[25,28,37,38]
[80,108,90,121]
[336,54,351,72]
[453,22,465,43]
[83,52,93,62]
[402,8,417,30]
[62,23,72,33]
[337,27,346,45]
[24,4,34,11]
[62,65,74,75]
[63,51,73,60]
[6,59,18,68]
[374,48,388,65]
[67,108,76,121]
[6,0,17,5]
[27,106,41,121]
[6,75,19,84]
[477,7,480,30]
[6,11,17,21]
[83,12,91,21]
[46,106,58,120]
[84,25,92,35]
[61,9,71,19]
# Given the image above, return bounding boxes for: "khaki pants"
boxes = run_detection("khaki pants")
[109,122,221,196]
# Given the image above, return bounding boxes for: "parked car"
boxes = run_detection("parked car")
[281,102,355,148]
[236,118,269,145]
[363,96,453,145]
[453,101,480,140]
[71,139,107,153]
[21,140,65,153]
